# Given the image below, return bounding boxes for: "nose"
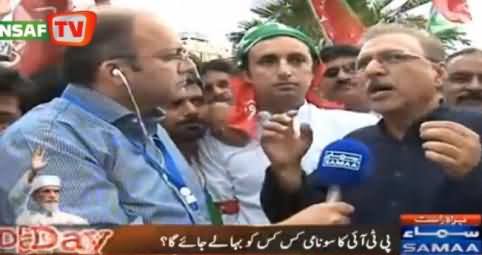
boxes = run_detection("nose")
[46,191,55,198]
[46,190,59,201]
[179,57,198,75]
[183,101,199,117]
[337,69,352,83]
[364,58,386,78]
[278,59,292,79]
[213,85,225,98]
[466,76,482,91]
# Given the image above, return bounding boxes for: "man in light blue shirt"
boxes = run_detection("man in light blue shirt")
[0,8,210,225]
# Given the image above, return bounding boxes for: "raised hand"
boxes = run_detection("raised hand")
[420,121,481,178]
[28,146,47,183]
[260,111,313,192]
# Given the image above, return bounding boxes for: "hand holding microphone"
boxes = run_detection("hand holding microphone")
[260,110,313,193]
[279,201,354,225]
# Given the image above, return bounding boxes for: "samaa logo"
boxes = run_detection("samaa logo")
[0,11,96,47]
[402,242,480,254]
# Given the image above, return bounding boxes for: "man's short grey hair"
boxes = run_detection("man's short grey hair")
[362,23,446,62]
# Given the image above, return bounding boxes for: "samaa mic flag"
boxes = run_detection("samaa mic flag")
[432,0,471,23]
[308,0,365,44]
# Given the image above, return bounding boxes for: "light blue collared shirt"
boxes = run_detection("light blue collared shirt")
[0,84,210,225]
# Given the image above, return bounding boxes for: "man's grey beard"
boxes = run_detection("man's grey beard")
[41,202,59,213]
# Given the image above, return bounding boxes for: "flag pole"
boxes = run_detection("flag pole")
[306,0,333,46]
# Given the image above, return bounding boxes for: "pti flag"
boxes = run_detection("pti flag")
[431,0,471,23]
[308,0,365,44]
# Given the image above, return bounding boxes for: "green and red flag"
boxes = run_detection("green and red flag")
[308,0,366,44]
[431,0,471,23]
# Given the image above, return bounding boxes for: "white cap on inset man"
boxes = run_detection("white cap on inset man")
[31,175,61,193]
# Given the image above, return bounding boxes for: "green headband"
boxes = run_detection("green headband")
[236,22,320,68]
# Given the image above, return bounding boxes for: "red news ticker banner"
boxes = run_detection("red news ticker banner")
[0,225,398,254]
[400,214,481,226]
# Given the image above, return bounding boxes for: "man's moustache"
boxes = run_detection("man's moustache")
[213,94,232,103]
[178,119,205,127]
[458,91,482,102]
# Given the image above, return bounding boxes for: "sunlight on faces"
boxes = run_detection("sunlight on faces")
[358,33,443,115]
[244,36,314,112]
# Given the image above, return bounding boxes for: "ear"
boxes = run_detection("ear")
[242,69,253,85]
[100,60,120,77]
[99,60,125,86]
[431,62,447,90]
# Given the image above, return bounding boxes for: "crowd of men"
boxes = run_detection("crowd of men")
[0,6,482,226]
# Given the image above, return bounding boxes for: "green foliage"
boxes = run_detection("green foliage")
[228,0,470,50]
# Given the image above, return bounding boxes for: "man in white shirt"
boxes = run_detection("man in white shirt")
[198,22,379,224]
[10,147,88,225]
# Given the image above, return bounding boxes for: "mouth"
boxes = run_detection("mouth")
[176,79,188,87]
[213,94,233,104]
[42,200,59,205]
[180,122,206,132]
[273,82,299,91]
[367,81,395,98]
[456,92,482,106]
[335,81,358,91]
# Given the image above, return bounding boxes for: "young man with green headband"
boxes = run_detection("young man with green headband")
[197,22,378,225]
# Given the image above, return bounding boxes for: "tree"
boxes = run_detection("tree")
[228,0,470,50]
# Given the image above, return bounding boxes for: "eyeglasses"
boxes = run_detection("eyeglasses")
[355,51,427,72]
[113,47,190,63]
[324,62,356,78]
[110,47,201,79]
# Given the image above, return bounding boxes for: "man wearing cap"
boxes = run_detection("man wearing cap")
[15,175,88,225]
[197,22,379,225]
[10,148,88,225]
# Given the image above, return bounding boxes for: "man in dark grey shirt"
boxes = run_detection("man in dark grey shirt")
[260,24,482,224]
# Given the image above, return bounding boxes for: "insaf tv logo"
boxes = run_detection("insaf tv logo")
[0,11,96,46]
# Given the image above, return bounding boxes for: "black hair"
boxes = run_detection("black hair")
[446,47,482,63]
[320,45,360,63]
[0,65,36,113]
[62,11,136,86]
[200,58,236,76]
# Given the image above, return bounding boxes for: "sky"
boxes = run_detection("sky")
[112,0,258,47]
[111,0,482,49]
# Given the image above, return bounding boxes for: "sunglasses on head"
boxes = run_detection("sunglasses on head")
[323,62,356,78]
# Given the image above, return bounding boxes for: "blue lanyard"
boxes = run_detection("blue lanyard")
[151,135,200,212]
[63,93,199,223]
[125,136,199,224]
